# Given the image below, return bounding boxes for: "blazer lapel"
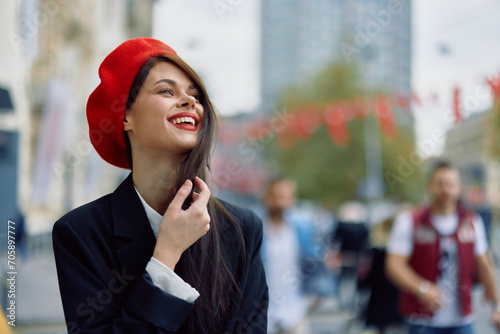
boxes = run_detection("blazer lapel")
[111,173,157,278]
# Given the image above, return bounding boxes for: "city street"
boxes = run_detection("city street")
[8,245,500,334]
[2,0,500,333]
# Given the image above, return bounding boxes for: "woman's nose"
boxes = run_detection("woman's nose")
[178,95,196,109]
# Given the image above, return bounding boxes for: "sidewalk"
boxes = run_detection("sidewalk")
[14,252,66,333]
[304,269,500,334]
[8,250,500,334]
[307,298,365,334]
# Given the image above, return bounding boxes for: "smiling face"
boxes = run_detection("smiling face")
[124,61,204,160]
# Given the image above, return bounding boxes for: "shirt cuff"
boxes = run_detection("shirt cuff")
[146,257,200,303]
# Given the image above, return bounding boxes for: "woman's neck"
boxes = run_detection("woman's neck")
[132,154,181,215]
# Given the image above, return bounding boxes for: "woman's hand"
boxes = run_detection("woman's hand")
[153,176,211,270]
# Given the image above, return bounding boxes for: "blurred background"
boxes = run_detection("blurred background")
[1,0,500,333]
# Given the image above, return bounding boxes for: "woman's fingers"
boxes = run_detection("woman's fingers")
[192,176,211,206]
[154,177,211,268]
[169,179,193,211]
[189,177,211,226]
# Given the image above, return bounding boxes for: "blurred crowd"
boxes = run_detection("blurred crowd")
[242,159,498,334]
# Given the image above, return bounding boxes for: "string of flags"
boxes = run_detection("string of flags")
[275,94,400,148]
[219,93,409,148]
[486,72,500,103]
[219,75,500,149]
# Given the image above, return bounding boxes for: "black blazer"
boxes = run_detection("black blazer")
[52,173,268,333]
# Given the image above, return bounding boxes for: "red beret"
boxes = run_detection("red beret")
[86,37,178,169]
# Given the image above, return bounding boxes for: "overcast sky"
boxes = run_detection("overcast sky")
[153,0,500,149]
[153,0,260,115]
[412,0,500,149]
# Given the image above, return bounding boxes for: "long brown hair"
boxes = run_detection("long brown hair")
[125,55,246,333]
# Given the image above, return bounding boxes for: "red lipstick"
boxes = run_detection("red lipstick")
[167,112,199,131]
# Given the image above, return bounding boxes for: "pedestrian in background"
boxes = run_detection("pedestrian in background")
[360,209,407,334]
[331,201,370,311]
[386,161,500,333]
[259,177,317,334]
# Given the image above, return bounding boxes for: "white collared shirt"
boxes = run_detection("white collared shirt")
[134,187,200,303]
[263,217,309,333]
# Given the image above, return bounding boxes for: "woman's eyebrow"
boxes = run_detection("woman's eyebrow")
[153,78,176,87]
[152,79,198,90]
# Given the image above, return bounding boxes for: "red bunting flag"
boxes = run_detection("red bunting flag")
[289,108,321,139]
[393,91,413,117]
[486,73,500,102]
[351,97,369,119]
[324,104,349,146]
[373,96,398,138]
[394,92,410,110]
[410,90,422,107]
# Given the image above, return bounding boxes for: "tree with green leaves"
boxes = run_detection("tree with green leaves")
[265,62,424,209]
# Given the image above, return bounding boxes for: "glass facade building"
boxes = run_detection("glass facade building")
[260,0,412,123]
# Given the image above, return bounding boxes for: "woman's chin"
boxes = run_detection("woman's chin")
[162,144,197,156]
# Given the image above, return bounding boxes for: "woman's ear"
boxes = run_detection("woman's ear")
[123,111,132,131]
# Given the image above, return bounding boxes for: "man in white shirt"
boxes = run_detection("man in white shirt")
[386,161,500,333]
[260,178,311,334]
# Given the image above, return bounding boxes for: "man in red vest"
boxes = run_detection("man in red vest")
[386,161,500,333]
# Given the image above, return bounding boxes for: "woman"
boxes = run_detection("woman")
[52,38,268,334]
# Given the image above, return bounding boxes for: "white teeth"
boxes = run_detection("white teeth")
[171,117,195,126]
